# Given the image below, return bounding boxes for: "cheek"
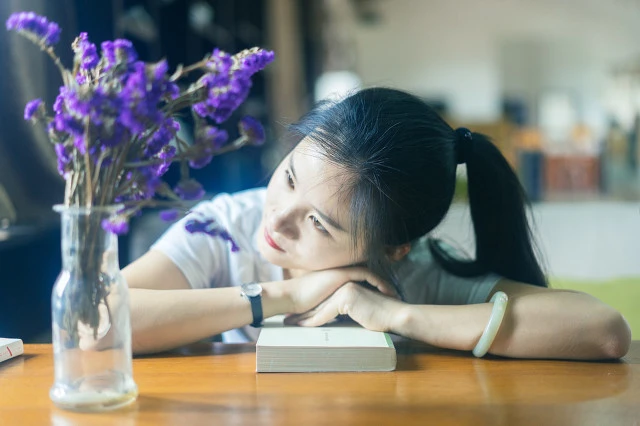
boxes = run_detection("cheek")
[301,238,360,269]
[264,174,282,210]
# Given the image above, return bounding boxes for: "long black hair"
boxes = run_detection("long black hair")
[288,87,547,287]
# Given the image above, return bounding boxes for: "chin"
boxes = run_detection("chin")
[257,240,287,267]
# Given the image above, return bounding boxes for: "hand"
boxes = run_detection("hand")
[285,282,406,333]
[285,267,398,315]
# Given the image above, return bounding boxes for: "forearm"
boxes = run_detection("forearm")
[130,282,290,354]
[395,291,631,360]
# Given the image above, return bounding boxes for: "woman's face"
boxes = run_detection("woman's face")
[257,138,365,274]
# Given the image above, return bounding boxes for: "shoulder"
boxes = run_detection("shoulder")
[191,187,266,233]
[393,237,441,302]
[150,187,268,289]
[394,237,501,305]
[196,187,266,218]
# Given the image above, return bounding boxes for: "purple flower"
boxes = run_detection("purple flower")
[188,154,213,169]
[238,116,265,145]
[101,217,129,235]
[9,12,274,242]
[159,209,180,222]
[101,39,138,72]
[189,126,229,168]
[144,118,178,156]
[201,127,229,150]
[206,48,233,74]
[54,113,84,136]
[54,143,71,163]
[174,179,205,201]
[54,143,72,176]
[148,60,179,100]
[239,48,275,75]
[100,124,127,148]
[158,145,176,161]
[73,32,99,70]
[6,12,61,46]
[53,93,65,114]
[24,99,42,120]
[193,48,274,124]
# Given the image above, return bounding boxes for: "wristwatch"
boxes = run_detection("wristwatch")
[240,282,263,327]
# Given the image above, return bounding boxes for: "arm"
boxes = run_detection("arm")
[123,250,290,354]
[124,250,397,355]
[293,279,632,360]
[398,280,631,359]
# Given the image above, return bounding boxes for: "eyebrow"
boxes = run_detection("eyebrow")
[289,153,347,233]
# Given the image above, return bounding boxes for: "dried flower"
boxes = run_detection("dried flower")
[24,98,43,120]
[101,216,129,235]
[7,10,274,234]
[174,179,205,201]
[159,209,180,222]
[6,11,61,46]
[239,116,265,146]
[7,10,273,342]
[72,32,99,70]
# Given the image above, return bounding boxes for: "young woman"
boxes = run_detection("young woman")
[124,88,631,359]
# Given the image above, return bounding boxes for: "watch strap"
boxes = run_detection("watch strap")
[248,292,263,328]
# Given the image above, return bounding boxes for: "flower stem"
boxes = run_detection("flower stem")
[83,120,93,207]
[169,57,209,81]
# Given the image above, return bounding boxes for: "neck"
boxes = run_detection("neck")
[283,268,307,280]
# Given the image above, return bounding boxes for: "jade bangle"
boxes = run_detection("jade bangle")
[472,291,509,358]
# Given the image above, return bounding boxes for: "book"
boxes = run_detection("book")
[256,316,396,373]
[0,338,24,363]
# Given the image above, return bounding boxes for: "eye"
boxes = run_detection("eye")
[309,215,329,235]
[285,169,295,189]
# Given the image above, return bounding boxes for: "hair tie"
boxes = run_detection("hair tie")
[454,127,473,165]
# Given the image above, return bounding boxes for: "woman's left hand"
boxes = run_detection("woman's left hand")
[284,282,407,333]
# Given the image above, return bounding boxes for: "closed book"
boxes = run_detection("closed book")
[0,338,24,363]
[256,316,396,373]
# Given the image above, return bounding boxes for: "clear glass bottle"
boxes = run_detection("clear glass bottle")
[50,205,138,411]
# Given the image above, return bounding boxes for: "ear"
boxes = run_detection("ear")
[385,243,411,262]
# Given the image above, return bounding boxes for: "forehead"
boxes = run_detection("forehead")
[294,137,350,187]
[292,139,353,222]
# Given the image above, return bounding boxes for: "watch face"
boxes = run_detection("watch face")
[243,282,262,297]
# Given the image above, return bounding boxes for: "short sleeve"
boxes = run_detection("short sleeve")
[151,200,231,290]
[395,238,503,306]
[431,269,502,305]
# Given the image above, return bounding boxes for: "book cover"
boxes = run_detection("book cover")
[256,316,396,373]
[0,338,24,363]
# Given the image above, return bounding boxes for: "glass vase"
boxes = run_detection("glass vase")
[50,205,138,411]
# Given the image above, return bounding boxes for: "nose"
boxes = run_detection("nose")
[271,206,299,239]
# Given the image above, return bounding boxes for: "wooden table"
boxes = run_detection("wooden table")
[1,342,639,425]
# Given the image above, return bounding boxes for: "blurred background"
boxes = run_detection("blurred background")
[0,0,638,342]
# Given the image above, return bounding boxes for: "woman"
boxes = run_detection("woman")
[124,88,631,359]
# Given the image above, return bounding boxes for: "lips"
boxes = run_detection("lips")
[264,227,284,251]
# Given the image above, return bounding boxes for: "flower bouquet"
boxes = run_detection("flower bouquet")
[7,10,273,411]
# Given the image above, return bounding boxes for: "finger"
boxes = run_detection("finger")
[284,312,311,325]
[283,313,300,325]
[298,301,341,327]
[298,291,351,327]
[285,301,326,324]
[346,267,399,299]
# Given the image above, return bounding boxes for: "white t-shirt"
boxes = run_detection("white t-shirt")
[152,188,502,342]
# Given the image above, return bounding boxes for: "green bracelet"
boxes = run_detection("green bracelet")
[472,291,509,358]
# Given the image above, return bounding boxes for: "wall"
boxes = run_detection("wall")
[436,202,640,281]
[349,0,640,131]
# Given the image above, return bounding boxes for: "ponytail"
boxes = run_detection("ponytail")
[430,132,547,287]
